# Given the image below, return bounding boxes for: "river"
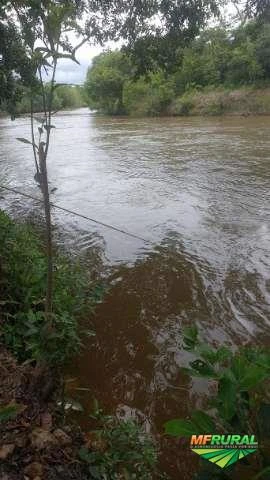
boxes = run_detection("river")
[1,109,270,478]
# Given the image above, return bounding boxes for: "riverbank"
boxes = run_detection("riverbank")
[87,85,270,117]
[0,210,93,478]
[168,86,270,117]
[0,346,89,480]
[0,210,159,479]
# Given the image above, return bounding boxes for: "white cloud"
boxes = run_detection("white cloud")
[52,43,103,85]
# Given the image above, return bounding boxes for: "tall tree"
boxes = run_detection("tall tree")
[84,0,221,74]
[0,1,35,114]
[245,0,270,19]
[231,0,270,24]
[10,0,90,323]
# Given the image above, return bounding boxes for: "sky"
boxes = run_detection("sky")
[52,36,121,85]
[53,43,102,85]
[53,2,238,85]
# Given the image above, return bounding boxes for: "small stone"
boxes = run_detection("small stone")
[0,444,15,460]
[30,428,57,450]
[24,462,43,479]
[53,428,72,446]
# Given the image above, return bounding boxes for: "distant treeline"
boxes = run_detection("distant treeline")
[0,85,86,114]
[85,19,270,116]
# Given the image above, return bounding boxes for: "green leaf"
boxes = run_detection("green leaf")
[197,345,231,366]
[78,446,91,462]
[183,325,198,350]
[197,344,218,364]
[164,418,200,437]
[189,359,218,378]
[255,352,270,371]
[16,137,33,145]
[215,346,231,363]
[231,355,247,381]
[191,410,216,433]
[0,403,25,422]
[232,354,269,390]
[239,365,268,391]
[217,375,237,421]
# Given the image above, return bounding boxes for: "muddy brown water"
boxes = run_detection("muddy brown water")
[1,109,270,478]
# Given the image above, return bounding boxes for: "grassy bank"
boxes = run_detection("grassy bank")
[0,210,95,365]
[168,86,270,116]
[0,210,160,479]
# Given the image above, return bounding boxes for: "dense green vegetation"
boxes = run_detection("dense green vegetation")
[0,84,86,114]
[80,407,158,479]
[13,84,87,114]
[85,18,270,116]
[165,326,270,479]
[0,210,98,364]
[0,2,36,116]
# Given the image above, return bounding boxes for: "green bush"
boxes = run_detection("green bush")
[169,91,195,115]
[13,84,86,114]
[226,39,263,85]
[256,24,270,77]
[123,71,175,116]
[85,50,132,114]
[0,210,98,364]
[79,411,159,479]
[165,326,270,478]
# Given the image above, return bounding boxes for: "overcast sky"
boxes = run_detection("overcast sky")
[52,1,237,85]
[53,43,102,84]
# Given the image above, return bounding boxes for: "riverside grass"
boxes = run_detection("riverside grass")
[168,86,270,117]
[0,209,98,365]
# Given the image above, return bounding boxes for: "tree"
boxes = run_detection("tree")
[10,0,90,324]
[123,70,176,116]
[255,23,270,77]
[0,2,35,114]
[85,50,132,114]
[122,0,220,75]
[231,0,270,24]
[245,0,270,20]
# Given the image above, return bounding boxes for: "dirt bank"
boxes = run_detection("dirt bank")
[0,345,91,480]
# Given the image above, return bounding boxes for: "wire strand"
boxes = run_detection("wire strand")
[0,184,153,245]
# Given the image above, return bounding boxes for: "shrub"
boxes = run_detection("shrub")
[123,71,175,116]
[79,411,159,479]
[256,24,270,77]
[0,210,98,364]
[165,326,270,478]
[85,50,132,114]
[169,93,195,115]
